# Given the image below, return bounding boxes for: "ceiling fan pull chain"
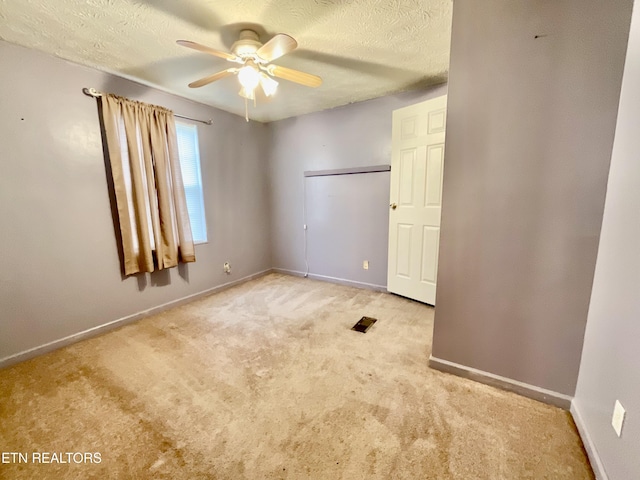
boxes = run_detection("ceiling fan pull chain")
[245,97,249,122]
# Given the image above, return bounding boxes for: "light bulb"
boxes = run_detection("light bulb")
[238,65,260,90]
[260,73,278,97]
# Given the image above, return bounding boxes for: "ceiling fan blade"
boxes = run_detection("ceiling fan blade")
[176,40,238,62]
[256,34,298,63]
[267,65,322,88]
[188,68,237,88]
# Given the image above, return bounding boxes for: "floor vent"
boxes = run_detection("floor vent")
[351,316,377,333]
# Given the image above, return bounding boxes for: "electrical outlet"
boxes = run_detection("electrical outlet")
[612,400,626,437]
[363,260,369,270]
[223,262,231,274]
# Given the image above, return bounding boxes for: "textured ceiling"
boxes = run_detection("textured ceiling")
[0,0,452,122]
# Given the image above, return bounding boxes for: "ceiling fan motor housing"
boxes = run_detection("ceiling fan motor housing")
[232,30,262,59]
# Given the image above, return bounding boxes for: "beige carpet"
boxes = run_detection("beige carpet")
[0,273,592,479]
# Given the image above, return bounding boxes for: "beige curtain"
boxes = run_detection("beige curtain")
[100,94,196,275]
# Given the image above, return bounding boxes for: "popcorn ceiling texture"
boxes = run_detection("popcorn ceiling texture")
[0,0,452,121]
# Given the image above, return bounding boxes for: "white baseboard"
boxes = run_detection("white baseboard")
[571,400,608,480]
[0,269,273,370]
[273,268,387,292]
[429,355,573,410]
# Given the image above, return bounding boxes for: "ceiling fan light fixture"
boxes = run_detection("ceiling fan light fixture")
[238,64,260,90]
[178,30,322,115]
[260,73,278,97]
[238,86,256,101]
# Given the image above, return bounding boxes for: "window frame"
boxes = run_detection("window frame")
[175,120,208,245]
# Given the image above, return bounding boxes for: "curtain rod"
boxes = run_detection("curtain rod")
[82,88,213,126]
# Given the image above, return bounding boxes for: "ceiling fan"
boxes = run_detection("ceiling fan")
[177,30,322,120]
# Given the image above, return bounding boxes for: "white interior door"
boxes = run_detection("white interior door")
[387,95,447,305]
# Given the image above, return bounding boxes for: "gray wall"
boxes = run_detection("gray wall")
[432,0,633,395]
[0,37,446,362]
[305,171,390,287]
[269,86,447,285]
[573,1,640,478]
[0,40,272,361]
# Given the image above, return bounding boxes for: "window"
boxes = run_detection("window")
[176,122,207,244]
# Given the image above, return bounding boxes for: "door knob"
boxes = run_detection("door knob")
[390,203,397,210]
